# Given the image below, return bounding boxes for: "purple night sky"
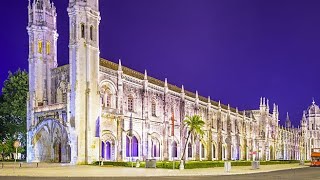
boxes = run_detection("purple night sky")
[1,0,320,126]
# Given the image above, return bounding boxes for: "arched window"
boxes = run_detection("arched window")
[90,25,94,40]
[81,23,85,38]
[46,41,50,55]
[222,146,226,159]
[172,141,177,158]
[201,143,205,158]
[106,94,111,108]
[152,139,160,157]
[212,144,216,159]
[188,143,192,158]
[101,141,105,159]
[128,96,133,112]
[151,101,156,116]
[62,93,67,103]
[126,136,130,157]
[132,136,138,157]
[126,135,139,157]
[38,40,43,54]
[105,142,111,160]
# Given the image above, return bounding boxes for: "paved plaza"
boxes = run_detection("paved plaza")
[0,162,310,178]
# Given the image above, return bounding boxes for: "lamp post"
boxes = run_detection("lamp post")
[13,141,20,165]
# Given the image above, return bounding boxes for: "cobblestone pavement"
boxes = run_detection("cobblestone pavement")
[0,163,313,179]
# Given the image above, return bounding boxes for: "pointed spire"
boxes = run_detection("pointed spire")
[208,96,211,103]
[118,59,122,71]
[236,107,239,114]
[302,111,307,121]
[181,85,185,93]
[164,78,168,87]
[260,97,263,107]
[312,98,316,105]
[144,70,148,80]
[273,103,276,113]
[218,100,221,107]
[243,110,246,117]
[286,112,290,120]
[228,104,230,110]
[195,91,199,99]
[263,97,266,106]
[266,99,269,110]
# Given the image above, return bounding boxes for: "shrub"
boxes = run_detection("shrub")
[93,160,305,169]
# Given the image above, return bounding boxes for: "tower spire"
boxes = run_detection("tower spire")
[312,98,316,105]
[285,112,291,129]
[118,59,122,71]
[144,70,147,80]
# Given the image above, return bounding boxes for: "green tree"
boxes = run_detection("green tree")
[0,69,28,158]
[180,115,205,168]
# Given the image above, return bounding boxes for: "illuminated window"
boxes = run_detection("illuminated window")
[90,26,94,40]
[46,41,50,55]
[151,101,156,116]
[128,96,133,112]
[81,23,85,38]
[38,41,43,53]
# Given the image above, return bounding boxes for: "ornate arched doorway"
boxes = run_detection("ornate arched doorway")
[32,119,70,163]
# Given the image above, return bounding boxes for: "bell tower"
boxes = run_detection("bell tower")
[27,0,58,108]
[27,0,58,162]
[68,0,101,164]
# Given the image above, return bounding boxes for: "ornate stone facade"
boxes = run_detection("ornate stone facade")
[27,0,317,164]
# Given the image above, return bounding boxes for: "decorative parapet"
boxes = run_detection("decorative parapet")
[34,103,67,113]
[51,64,70,78]
[99,58,242,115]
[33,103,68,127]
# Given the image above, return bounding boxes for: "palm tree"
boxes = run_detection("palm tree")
[180,115,205,169]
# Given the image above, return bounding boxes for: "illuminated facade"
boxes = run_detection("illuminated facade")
[27,0,314,164]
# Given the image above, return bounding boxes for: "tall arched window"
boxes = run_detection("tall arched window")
[132,136,138,157]
[128,96,133,112]
[106,94,111,108]
[172,141,177,158]
[81,23,85,38]
[126,136,130,157]
[38,40,43,54]
[46,41,50,55]
[188,143,192,158]
[201,143,205,158]
[62,93,67,103]
[126,135,139,157]
[151,101,156,116]
[212,144,216,159]
[152,139,160,157]
[90,25,94,40]
[101,141,105,159]
[105,142,111,160]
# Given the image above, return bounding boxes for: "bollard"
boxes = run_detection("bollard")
[19,163,21,168]
[36,163,38,168]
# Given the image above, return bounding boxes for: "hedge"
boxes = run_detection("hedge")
[94,160,308,169]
